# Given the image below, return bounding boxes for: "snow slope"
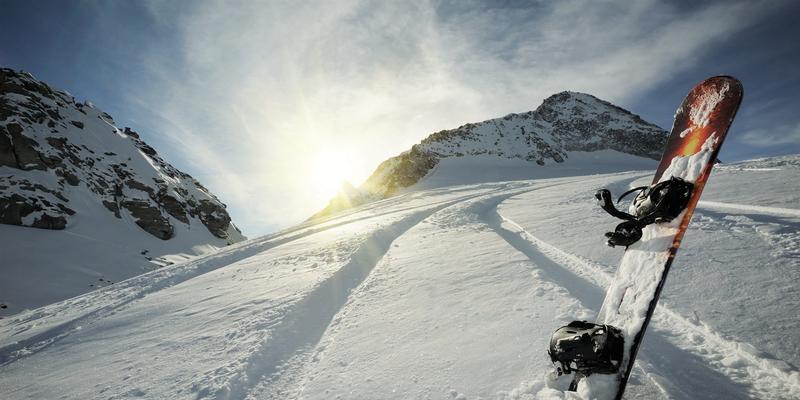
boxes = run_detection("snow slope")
[1,154,798,399]
[313,91,667,219]
[0,69,245,316]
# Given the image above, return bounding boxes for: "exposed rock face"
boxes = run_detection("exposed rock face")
[314,91,667,218]
[364,147,439,197]
[366,91,668,198]
[119,199,174,240]
[0,68,244,242]
[196,199,234,239]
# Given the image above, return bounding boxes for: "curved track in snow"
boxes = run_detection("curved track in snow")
[698,201,800,218]
[1,166,798,400]
[223,185,550,400]
[491,212,800,399]
[483,174,800,400]
[242,180,593,400]
[0,185,516,366]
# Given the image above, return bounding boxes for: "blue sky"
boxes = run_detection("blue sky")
[2,0,798,236]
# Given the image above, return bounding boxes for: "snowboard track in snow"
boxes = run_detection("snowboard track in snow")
[224,183,582,400]
[2,171,798,399]
[487,190,800,399]
[217,199,465,399]
[698,200,800,219]
[0,186,515,367]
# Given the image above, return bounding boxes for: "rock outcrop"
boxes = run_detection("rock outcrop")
[0,68,244,242]
[313,91,667,218]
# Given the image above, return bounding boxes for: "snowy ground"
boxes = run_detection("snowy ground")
[1,154,799,399]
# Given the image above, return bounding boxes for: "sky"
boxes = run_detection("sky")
[1,0,798,237]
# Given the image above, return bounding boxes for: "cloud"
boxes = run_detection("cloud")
[430,0,779,108]
[740,122,800,148]
[127,0,782,236]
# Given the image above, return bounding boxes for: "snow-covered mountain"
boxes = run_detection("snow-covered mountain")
[314,92,667,219]
[1,152,798,400]
[0,68,245,316]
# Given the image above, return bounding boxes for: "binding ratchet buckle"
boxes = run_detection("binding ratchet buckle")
[595,176,694,247]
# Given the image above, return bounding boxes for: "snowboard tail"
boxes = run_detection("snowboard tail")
[549,76,743,400]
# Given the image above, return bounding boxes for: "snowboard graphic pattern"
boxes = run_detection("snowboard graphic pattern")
[580,76,743,399]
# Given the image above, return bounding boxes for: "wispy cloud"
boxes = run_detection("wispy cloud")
[740,122,800,147]
[125,0,781,235]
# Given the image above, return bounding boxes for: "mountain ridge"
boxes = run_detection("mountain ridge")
[0,68,245,315]
[313,91,668,219]
[0,68,242,240]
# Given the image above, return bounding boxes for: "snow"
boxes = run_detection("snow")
[659,133,717,183]
[1,154,799,399]
[0,179,238,316]
[412,151,657,190]
[688,81,729,129]
[0,72,244,317]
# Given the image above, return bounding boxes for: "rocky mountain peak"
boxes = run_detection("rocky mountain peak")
[0,68,244,242]
[0,68,250,315]
[312,91,668,219]
[535,91,660,132]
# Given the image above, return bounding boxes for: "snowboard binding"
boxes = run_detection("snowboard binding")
[548,321,624,376]
[595,176,694,247]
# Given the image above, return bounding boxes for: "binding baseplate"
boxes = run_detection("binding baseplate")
[595,176,694,247]
[548,321,624,376]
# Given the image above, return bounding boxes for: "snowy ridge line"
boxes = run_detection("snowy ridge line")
[698,200,800,218]
[495,213,800,398]
[306,180,504,226]
[221,185,544,400]
[0,188,509,366]
[305,182,514,231]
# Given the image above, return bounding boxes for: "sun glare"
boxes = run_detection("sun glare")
[309,149,362,204]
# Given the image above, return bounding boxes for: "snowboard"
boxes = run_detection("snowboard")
[572,76,743,399]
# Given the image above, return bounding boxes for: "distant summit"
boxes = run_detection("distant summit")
[0,68,245,314]
[313,91,667,219]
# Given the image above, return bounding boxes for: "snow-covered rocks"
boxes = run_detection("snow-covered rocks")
[0,68,245,315]
[0,69,241,240]
[314,91,667,219]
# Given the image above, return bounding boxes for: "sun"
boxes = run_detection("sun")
[309,149,362,203]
